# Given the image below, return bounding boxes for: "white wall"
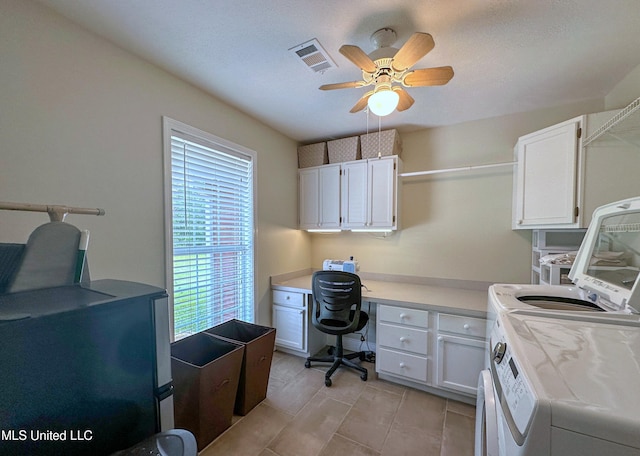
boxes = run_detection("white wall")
[605,63,640,109]
[310,98,604,283]
[2,0,638,317]
[0,0,311,325]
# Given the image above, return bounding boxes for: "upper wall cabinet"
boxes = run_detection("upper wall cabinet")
[298,155,401,231]
[513,117,581,229]
[513,108,640,229]
[298,163,341,230]
[341,156,401,231]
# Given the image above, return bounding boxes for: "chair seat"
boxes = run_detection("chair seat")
[318,310,368,333]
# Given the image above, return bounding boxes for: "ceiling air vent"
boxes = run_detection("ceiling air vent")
[289,38,337,74]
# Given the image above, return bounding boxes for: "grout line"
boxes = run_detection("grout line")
[439,401,449,456]
[377,386,407,454]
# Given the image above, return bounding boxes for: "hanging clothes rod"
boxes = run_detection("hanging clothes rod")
[399,161,516,178]
[0,201,105,222]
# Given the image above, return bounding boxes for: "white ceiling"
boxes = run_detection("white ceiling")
[36,0,640,143]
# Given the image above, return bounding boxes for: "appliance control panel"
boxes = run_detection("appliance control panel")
[490,323,536,437]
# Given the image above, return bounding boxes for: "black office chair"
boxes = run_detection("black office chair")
[304,271,368,387]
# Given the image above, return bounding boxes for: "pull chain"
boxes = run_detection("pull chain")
[378,115,382,159]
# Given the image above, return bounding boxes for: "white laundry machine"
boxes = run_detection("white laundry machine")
[489,196,640,323]
[476,196,640,456]
[476,311,640,456]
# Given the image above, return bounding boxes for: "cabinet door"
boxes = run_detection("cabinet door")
[272,304,306,351]
[298,167,320,229]
[435,334,487,396]
[341,161,368,228]
[368,157,397,229]
[319,164,341,229]
[513,118,581,228]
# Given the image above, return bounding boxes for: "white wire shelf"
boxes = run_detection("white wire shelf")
[583,96,640,148]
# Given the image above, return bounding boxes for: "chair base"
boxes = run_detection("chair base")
[305,343,368,387]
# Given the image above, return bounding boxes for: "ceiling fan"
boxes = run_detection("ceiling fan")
[320,28,454,116]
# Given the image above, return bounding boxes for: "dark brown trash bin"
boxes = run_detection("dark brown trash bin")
[204,319,276,415]
[170,333,244,451]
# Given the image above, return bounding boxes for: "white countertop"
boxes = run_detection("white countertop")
[271,273,490,317]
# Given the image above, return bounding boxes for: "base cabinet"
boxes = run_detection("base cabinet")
[272,302,306,351]
[377,305,430,384]
[435,313,487,396]
[271,289,325,357]
[435,334,486,396]
[376,303,487,401]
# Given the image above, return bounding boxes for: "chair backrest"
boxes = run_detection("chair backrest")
[311,270,362,335]
[7,222,83,293]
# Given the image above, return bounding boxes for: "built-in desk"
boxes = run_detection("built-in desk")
[271,271,491,403]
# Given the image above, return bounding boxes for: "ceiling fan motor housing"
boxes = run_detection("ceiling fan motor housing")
[370,28,397,49]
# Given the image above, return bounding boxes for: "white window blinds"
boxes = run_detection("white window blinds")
[168,127,255,341]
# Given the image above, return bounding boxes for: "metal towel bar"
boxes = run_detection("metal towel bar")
[0,201,105,222]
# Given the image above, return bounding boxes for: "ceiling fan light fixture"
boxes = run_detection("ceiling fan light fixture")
[368,87,399,116]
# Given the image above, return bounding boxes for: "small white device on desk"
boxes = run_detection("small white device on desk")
[323,258,359,274]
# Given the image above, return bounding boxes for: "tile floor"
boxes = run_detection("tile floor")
[199,350,476,456]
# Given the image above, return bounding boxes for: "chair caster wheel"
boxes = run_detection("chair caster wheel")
[327,347,334,355]
[360,373,368,381]
[359,353,366,361]
[304,360,311,368]
[325,378,332,387]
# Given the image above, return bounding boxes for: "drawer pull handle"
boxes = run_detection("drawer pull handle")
[399,336,407,343]
[463,324,470,330]
[399,313,407,319]
[286,296,290,300]
[399,362,406,369]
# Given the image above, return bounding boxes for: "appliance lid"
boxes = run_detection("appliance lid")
[569,196,640,313]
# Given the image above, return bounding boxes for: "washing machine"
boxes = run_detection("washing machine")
[489,196,640,324]
[476,196,640,455]
[476,311,640,456]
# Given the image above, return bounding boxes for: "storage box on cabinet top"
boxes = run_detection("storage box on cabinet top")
[360,129,402,159]
[297,142,328,168]
[327,136,361,163]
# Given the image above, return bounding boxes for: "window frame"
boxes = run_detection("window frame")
[162,116,257,342]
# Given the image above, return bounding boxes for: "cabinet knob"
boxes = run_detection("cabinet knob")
[399,313,407,320]
[399,336,407,343]
[437,336,443,341]
[286,296,290,300]
[463,324,470,330]
[399,362,406,369]
[517,220,523,225]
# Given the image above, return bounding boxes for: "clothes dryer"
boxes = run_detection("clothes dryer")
[476,311,640,456]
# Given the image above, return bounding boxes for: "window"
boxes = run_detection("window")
[163,118,256,341]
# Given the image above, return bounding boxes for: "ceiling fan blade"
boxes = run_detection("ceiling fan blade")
[403,66,454,87]
[393,87,415,111]
[340,45,377,73]
[350,91,373,113]
[392,32,435,71]
[319,81,363,90]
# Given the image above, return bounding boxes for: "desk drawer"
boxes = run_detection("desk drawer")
[378,322,428,356]
[378,304,428,328]
[377,347,428,383]
[272,290,305,307]
[438,314,485,338]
